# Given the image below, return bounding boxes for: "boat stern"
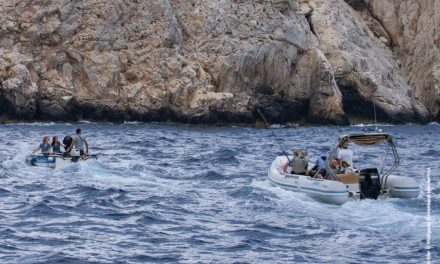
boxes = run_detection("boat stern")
[385,175,420,199]
[26,154,57,168]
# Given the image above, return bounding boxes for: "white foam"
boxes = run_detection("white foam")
[253,178,427,239]
[4,122,59,126]
[269,124,285,128]
[77,120,94,124]
[352,123,395,127]
[123,121,143,125]
[2,142,34,169]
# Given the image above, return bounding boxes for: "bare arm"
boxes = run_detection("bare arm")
[66,138,76,153]
[84,139,88,154]
[283,162,289,173]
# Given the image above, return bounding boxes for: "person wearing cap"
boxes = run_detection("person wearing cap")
[283,150,299,173]
[285,149,308,175]
[66,128,89,157]
[309,155,327,178]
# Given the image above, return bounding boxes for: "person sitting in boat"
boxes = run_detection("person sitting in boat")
[337,141,354,168]
[309,155,327,178]
[33,136,52,155]
[338,159,353,174]
[51,136,64,154]
[66,128,89,157]
[284,149,308,175]
[329,159,340,175]
[283,149,298,173]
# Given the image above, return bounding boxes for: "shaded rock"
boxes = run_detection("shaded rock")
[309,0,430,123]
[355,0,440,121]
[0,64,38,118]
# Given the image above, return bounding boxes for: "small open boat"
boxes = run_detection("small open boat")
[268,133,420,205]
[26,153,97,169]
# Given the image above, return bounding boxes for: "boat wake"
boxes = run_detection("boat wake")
[0,122,438,263]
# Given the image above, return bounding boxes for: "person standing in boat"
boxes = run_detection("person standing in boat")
[337,141,353,168]
[33,136,52,155]
[66,128,89,157]
[51,136,64,154]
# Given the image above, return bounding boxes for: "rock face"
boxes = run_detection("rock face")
[0,0,438,124]
[359,0,440,121]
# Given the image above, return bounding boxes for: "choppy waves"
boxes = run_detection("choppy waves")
[0,123,439,263]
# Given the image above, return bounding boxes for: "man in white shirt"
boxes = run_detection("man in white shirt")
[337,141,353,167]
[66,128,89,157]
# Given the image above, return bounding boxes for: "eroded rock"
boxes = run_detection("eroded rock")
[0,0,437,124]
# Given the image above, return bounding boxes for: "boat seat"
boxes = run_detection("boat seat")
[336,172,360,184]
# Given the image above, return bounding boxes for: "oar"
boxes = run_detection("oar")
[257,109,291,163]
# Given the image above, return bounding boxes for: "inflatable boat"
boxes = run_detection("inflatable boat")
[26,152,97,169]
[268,133,420,205]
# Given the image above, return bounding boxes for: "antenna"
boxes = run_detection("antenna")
[373,100,378,132]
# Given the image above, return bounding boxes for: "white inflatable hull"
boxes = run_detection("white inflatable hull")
[386,175,420,198]
[268,156,349,205]
[268,156,420,205]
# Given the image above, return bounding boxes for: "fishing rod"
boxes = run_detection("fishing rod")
[257,109,291,163]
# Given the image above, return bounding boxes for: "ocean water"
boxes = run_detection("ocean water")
[0,122,439,263]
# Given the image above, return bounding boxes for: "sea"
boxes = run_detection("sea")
[0,122,438,263]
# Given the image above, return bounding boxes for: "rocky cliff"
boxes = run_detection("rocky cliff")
[0,0,438,124]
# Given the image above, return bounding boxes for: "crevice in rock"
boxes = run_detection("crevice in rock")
[344,0,394,49]
[0,95,33,120]
[0,96,17,118]
[251,95,309,124]
[305,9,318,40]
[164,0,183,49]
[336,79,395,123]
[434,36,440,50]
[344,0,367,12]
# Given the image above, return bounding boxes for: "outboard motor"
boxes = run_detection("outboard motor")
[63,136,73,151]
[359,168,381,199]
